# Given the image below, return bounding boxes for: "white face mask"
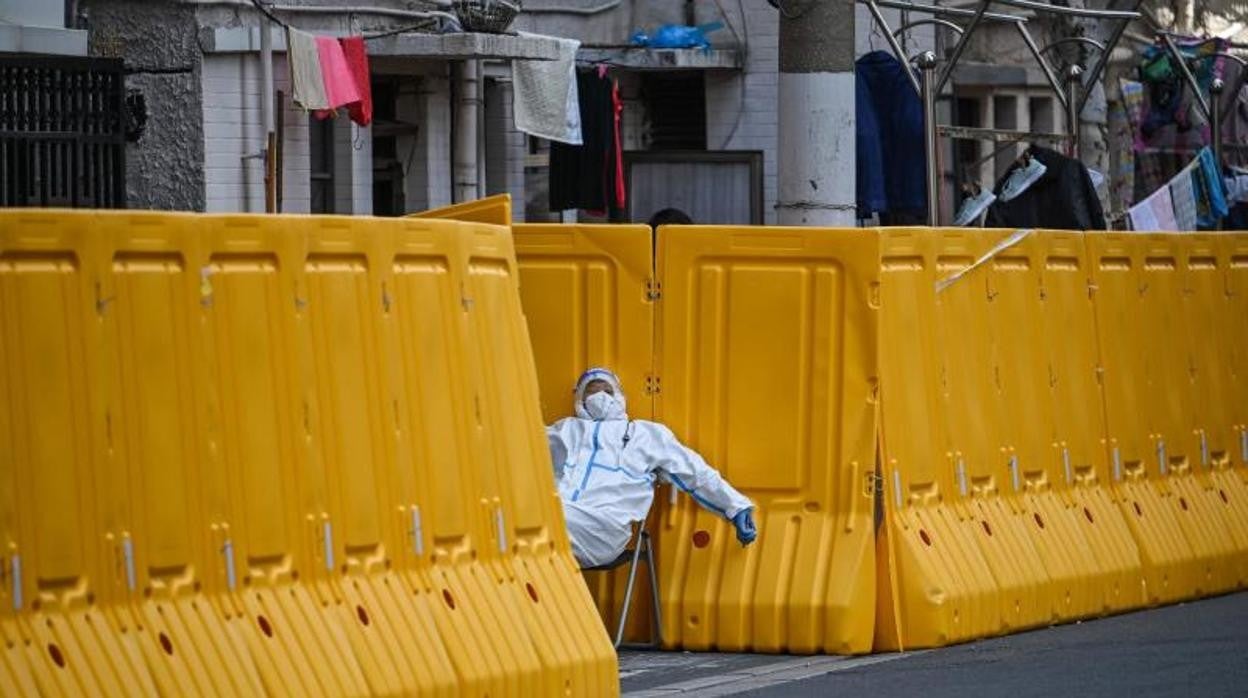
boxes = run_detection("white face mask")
[583,391,626,421]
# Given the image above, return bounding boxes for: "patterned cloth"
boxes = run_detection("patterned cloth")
[1169,165,1197,231]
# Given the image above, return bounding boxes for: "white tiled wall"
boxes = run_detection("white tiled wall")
[201,53,310,213]
[704,2,779,224]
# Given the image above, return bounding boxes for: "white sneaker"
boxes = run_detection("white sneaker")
[1000,158,1047,202]
[954,188,997,226]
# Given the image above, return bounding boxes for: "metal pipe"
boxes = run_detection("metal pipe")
[1162,33,1211,120]
[1212,78,1225,175]
[892,19,964,42]
[865,0,1027,24]
[936,0,990,94]
[866,0,921,95]
[1016,22,1068,109]
[1040,36,1107,55]
[991,0,1140,20]
[919,51,939,226]
[454,60,480,203]
[1066,64,1082,160]
[1078,0,1141,114]
[260,15,274,212]
[1190,52,1248,127]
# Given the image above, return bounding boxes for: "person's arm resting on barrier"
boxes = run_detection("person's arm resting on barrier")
[642,425,758,545]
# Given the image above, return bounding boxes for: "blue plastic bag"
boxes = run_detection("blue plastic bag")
[630,22,723,50]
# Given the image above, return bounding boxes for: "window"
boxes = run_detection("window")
[641,72,706,150]
[309,116,334,213]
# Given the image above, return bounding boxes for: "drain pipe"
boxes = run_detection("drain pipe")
[454,59,481,203]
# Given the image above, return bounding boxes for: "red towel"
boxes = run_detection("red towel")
[339,37,372,127]
[316,36,360,109]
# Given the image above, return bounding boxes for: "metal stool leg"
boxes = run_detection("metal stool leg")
[614,538,646,649]
[643,531,662,648]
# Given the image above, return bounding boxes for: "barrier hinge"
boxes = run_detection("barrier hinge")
[646,278,662,301]
[644,374,662,396]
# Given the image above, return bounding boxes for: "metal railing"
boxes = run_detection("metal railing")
[0,55,127,209]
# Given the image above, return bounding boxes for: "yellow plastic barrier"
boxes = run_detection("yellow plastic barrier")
[505,218,1246,655]
[409,193,513,227]
[0,210,616,696]
[511,223,659,643]
[654,225,879,654]
[876,228,1151,651]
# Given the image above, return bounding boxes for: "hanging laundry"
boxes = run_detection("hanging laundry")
[1193,146,1229,227]
[513,34,582,145]
[611,78,625,209]
[316,36,361,110]
[339,36,373,126]
[288,27,329,110]
[1130,185,1177,231]
[855,51,925,221]
[1169,166,1197,231]
[549,70,616,212]
[313,37,372,125]
[985,145,1106,230]
[1223,173,1248,203]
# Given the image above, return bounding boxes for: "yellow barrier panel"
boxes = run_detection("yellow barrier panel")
[0,210,616,696]
[655,225,878,654]
[1177,235,1248,590]
[512,223,658,644]
[409,193,513,227]
[505,217,1247,656]
[877,229,1148,651]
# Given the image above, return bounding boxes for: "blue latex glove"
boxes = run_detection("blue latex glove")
[732,508,757,545]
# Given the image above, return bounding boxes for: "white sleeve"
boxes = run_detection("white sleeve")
[546,419,577,482]
[643,424,753,520]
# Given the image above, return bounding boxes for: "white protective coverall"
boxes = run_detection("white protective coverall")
[547,368,754,568]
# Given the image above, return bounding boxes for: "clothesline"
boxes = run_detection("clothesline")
[247,0,451,40]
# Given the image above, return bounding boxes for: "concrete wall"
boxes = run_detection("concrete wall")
[82,0,206,210]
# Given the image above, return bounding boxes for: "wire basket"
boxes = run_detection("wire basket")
[453,0,521,33]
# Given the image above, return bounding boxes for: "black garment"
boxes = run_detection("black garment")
[549,71,615,212]
[985,145,1107,230]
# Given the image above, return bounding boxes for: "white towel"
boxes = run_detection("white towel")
[1130,185,1176,232]
[512,33,582,145]
[288,27,329,110]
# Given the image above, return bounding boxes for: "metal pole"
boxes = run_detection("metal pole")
[1066,64,1082,160]
[936,0,991,94]
[919,51,939,226]
[260,15,275,213]
[1212,77,1224,177]
[866,0,920,95]
[1161,33,1211,120]
[1017,23,1069,110]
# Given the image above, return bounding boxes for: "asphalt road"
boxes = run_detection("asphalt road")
[621,590,1248,697]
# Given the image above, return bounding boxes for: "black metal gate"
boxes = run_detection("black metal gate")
[1,54,126,208]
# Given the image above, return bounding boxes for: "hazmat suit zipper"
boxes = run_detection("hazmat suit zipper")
[571,421,603,501]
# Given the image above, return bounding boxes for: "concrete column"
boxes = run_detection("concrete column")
[398,73,452,213]
[776,0,855,226]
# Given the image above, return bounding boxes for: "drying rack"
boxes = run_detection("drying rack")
[858,0,1142,224]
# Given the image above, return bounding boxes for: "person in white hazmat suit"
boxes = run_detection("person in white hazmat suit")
[547,367,758,568]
